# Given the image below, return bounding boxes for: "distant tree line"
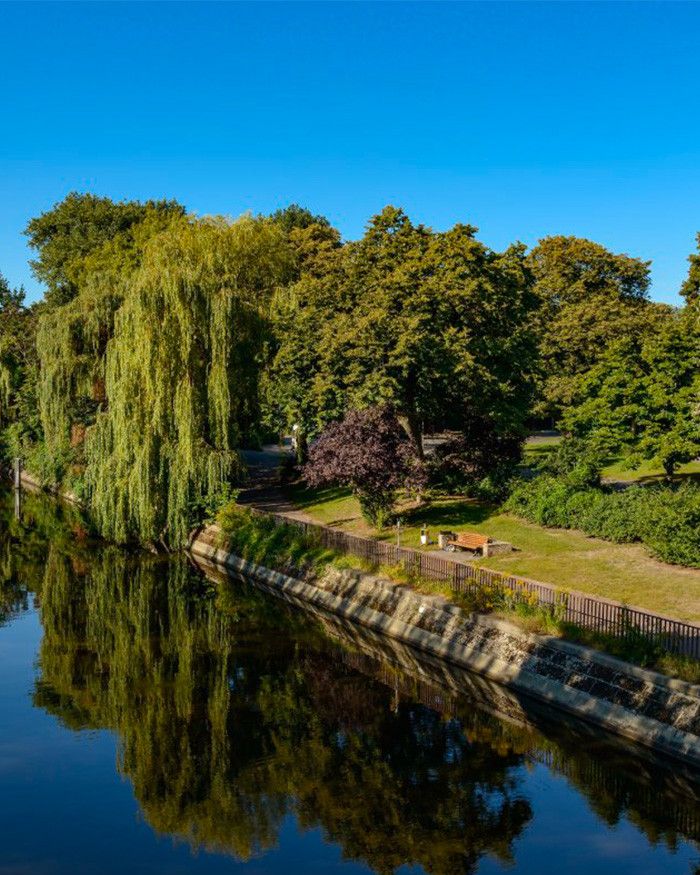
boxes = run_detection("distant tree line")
[0,192,698,547]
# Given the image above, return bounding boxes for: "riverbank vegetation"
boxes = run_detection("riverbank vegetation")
[215,502,700,682]
[0,192,698,570]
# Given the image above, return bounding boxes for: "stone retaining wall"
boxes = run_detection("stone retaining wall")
[195,524,700,765]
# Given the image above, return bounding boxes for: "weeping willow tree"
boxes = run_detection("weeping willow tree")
[35,208,187,486]
[84,216,292,547]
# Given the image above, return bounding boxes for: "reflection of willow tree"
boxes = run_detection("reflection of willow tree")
[34,547,532,874]
[0,487,93,622]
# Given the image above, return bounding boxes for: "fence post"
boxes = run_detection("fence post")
[13,457,22,490]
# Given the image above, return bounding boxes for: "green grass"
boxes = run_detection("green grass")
[284,482,700,623]
[599,457,700,483]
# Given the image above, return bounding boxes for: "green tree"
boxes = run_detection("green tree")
[303,405,426,526]
[25,192,185,307]
[681,232,700,304]
[527,235,657,419]
[85,215,292,547]
[35,205,187,485]
[269,203,330,233]
[0,274,41,462]
[265,206,539,461]
[564,308,700,476]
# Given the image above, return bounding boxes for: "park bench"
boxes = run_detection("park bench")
[445,532,491,556]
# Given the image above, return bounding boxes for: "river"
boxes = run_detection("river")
[1,487,699,874]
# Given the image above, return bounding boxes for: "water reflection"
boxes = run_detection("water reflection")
[2,489,700,874]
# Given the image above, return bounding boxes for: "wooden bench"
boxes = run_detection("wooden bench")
[446,532,491,555]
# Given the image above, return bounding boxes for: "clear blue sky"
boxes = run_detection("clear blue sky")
[2,1,700,304]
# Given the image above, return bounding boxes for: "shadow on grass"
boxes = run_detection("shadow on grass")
[286,485,353,510]
[403,499,493,529]
[629,471,700,486]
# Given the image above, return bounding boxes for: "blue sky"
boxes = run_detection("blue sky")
[2,1,700,304]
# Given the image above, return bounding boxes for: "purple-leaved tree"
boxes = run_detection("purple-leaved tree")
[303,406,425,527]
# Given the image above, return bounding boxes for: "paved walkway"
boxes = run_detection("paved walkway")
[238,443,314,522]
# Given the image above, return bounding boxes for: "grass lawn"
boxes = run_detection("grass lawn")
[523,435,700,483]
[286,484,700,622]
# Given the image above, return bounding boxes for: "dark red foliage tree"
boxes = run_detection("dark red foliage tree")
[303,406,425,526]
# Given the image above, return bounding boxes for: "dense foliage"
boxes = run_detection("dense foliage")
[563,308,700,475]
[681,232,700,304]
[83,216,291,546]
[25,192,185,307]
[527,235,660,419]
[264,206,539,456]
[0,274,41,467]
[428,423,523,499]
[506,476,700,568]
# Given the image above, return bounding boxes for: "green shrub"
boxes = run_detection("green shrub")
[539,436,603,488]
[505,476,577,528]
[505,476,700,568]
[563,489,603,531]
[637,483,700,567]
[579,489,642,543]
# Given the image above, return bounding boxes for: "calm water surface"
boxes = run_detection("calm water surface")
[1,489,700,875]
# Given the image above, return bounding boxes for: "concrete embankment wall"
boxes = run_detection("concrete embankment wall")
[190,524,700,767]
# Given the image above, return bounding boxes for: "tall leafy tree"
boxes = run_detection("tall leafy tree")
[25,192,185,307]
[0,274,40,461]
[527,235,656,419]
[35,205,188,482]
[265,206,539,461]
[564,308,700,476]
[681,232,700,304]
[303,405,425,525]
[269,203,330,233]
[85,216,292,546]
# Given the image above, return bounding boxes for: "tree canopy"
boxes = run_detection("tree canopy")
[681,232,700,304]
[304,405,425,525]
[4,192,699,549]
[527,235,656,418]
[265,206,539,457]
[25,192,185,307]
[83,215,292,546]
[0,274,40,461]
[563,308,700,475]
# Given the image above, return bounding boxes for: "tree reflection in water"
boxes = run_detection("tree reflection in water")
[2,489,700,874]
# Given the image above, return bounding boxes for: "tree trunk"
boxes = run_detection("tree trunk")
[398,412,424,460]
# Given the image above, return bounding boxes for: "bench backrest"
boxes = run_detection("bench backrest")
[451,532,490,550]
